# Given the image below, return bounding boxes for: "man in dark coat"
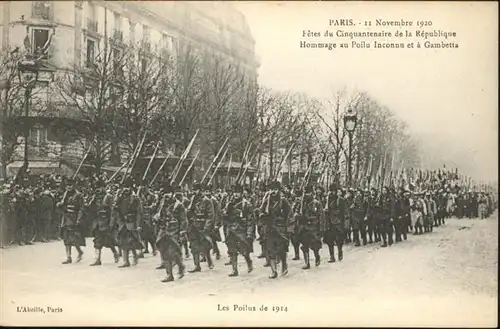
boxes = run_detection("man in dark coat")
[155,184,187,282]
[57,178,85,264]
[378,186,395,247]
[89,179,120,266]
[350,188,367,247]
[294,185,324,269]
[225,184,255,277]
[324,185,346,262]
[186,183,215,272]
[112,178,143,268]
[259,181,291,279]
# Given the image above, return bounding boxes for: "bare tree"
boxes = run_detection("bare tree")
[55,37,128,173]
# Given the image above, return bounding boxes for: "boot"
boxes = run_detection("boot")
[337,245,343,261]
[292,244,300,260]
[328,245,336,263]
[354,230,361,247]
[228,255,238,277]
[161,261,174,282]
[188,253,201,273]
[62,246,72,264]
[119,250,131,268]
[314,249,321,266]
[280,252,288,276]
[388,234,394,246]
[269,259,278,279]
[75,247,84,263]
[156,263,166,270]
[244,254,253,273]
[302,250,310,270]
[263,255,270,267]
[131,249,139,265]
[90,249,102,266]
[111,247,120,263]
[178,259,185,279]
[206,252,214,269]
[213,244,221,260]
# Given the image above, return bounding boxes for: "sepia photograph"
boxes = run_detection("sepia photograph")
[0,0,498,327]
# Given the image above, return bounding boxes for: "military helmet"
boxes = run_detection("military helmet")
[269,180,282,191]
[232,184,243,194]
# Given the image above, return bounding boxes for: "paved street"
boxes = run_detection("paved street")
[2,214,498,327]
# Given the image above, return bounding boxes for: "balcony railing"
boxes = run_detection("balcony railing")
[86,18,98,33]
[32,1,52,20]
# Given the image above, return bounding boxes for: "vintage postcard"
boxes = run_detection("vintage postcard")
[0,0,497,327]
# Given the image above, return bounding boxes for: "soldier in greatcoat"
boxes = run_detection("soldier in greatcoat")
[88,179,120,266]
[323,185,346,262]
[207,184,223,261]
[259,181,291,279]
[294,185,324,269]
[224,184,255,277]
[139,183,159,256]
[154,185,188,282]
[289,188,302,261]
[57,177,86,264]
[350,188,367,247]
[186,183,215,272]
[377,186,395,247]
[112,179,143,267]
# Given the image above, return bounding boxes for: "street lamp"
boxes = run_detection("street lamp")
[343,107,358,187]
[17,59,40,170]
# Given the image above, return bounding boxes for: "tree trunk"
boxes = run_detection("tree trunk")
[268,136,274,180]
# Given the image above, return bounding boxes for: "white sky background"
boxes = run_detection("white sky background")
[234,1,498,183]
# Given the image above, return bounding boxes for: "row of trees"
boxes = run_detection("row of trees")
[1,37,420,187]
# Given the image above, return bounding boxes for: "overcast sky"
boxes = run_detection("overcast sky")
[235,1,498,182]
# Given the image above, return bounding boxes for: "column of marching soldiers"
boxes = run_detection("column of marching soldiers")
[1,145,497,283]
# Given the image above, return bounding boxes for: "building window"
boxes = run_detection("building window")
[114,12,122,32]
[29,127,47,146]
[32,1,51,20]
[32,28,50,59]
[86,38,95,67]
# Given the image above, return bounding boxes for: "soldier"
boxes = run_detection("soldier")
[289,188,302,261]
[424,192,437,232]
[112,179,143,268]
[154,184,187,282]
[255,190,270,265]
[57,177,86,264]
[225,184,255,277]
[377,186,394,247]
[208,184,223,261]
[344,188,353,244]
[139,183,158,256]
[259,181,291,279]
[411,192,426,234]
[323,185,346,263]
[295,185,324,269]
[89,179,120,266]
[393,187,406,242]
[350,188,367,247]
[370,187,382,243]
[364,188,375,244]
[186,183,215,272]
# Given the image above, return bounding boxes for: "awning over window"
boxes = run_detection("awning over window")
[6,161,73,177]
